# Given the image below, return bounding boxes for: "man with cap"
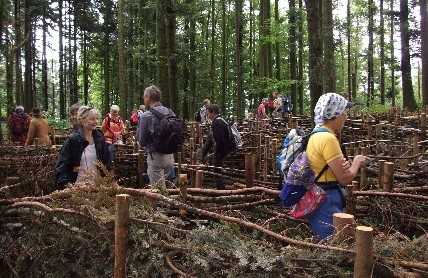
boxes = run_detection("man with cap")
[305,92,367,242]
[26,108,52,146]
[7,105,31,146]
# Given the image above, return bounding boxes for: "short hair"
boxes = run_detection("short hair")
[139,104,145,111]
[144,85,161,102]
[206,104,220,114]
[77,106,101,121]
[70,103,81,115]
[110,104,120,112]
[203,99,211,105]
[15,105,24,112]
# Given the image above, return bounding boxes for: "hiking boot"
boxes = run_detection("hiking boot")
[196,148,207,163]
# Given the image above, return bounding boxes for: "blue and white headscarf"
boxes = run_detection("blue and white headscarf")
[314,93,353,126]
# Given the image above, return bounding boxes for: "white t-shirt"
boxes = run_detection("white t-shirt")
[75,144,98,184]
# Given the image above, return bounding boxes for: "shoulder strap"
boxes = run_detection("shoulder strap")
[149,107,166,119]
[314,164,329,182]
[310,127,330,182]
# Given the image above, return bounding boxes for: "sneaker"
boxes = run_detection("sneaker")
[196,148,207,163]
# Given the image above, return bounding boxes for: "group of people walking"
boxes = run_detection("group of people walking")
[7,89,368,243]
[7,106,51,146]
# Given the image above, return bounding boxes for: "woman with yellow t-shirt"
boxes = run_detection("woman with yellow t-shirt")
[306,93,368,241]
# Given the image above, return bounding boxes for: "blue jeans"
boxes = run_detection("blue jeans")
[306,187,345,241]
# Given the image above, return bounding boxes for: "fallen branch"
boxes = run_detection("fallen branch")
[120,188,354,254]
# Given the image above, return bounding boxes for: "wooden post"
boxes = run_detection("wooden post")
[344,184,355,214]
[190,122,196,141]
[421,113,427,141]
[272,138,278,174]
[133,142,139,153]
[115,194,131,278]
[263,136,270,182]
[351,180,359,191]
[378,160,386,188]
[245,154,255,188]
[354,226,374,278]
[413,135,419,167]
[383,162,394,192]
[367,119,372,140]
[177,151,182,178]
[137,152,145,188]
[179,174,187,216]
[195,170,203,188]
[333,213,356,243]
[255,134,262,172]
[34,138,39,147]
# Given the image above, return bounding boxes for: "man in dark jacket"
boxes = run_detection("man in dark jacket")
[136,85,175,189]
[197,104,232,189]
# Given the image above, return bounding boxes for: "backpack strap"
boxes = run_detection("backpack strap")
[149,107,168,119]
[303,127,330,182]
[314,164,329,182]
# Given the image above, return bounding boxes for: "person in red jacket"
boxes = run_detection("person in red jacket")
[7,105,31,146]
[101,104,126,158]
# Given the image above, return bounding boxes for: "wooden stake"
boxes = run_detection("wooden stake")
[383,162,394,192]
[354,226,374,278]
[333,213,356,243]
[115,194,131,278]
[179,174,187,216]
[245,154,255,188]
[344,184,355,214]
[195,170,203,188]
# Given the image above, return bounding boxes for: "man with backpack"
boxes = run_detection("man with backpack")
[137,85,186,189]
[194,99,210,124]
[197,104,234,190]
[7,105,31,146]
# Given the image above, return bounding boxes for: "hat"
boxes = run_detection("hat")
[314,93,352,126]
[32,108,41,116]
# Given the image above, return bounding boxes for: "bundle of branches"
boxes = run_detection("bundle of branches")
[1,169,427,277]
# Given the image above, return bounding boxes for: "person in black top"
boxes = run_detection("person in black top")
[197,104,232,189]
[55,106,112,189]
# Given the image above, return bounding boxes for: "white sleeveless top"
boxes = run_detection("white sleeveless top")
[75,144,97,184]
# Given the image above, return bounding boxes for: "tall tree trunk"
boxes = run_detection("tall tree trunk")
[400,0,417,111]
[274,0,281,81]
[14,0,22,106]
[298,0,304,114]
[380,0,386,105]
[367,0,374,106]
[182,4,190,119]
[289,0,297,110]
[83,31,89,105]
[209,0,216,100]
[24,0,33,109]
[305,0,323,113]
[259,0,271,97]
[58,0,65,118]
[235,0,243,119]
[322,0,335,93]
[165,0,179,113]
[102,0,113,112]
[221,0,226,115]
[157,0,169,103]
[72,0,78,105]
[390,0,396,107]
[118,0,127,119]
[42,12,48,111]
[347,0,352,101]
[421,0,428,106]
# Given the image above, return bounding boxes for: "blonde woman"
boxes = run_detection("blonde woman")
[55,106,112,189]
